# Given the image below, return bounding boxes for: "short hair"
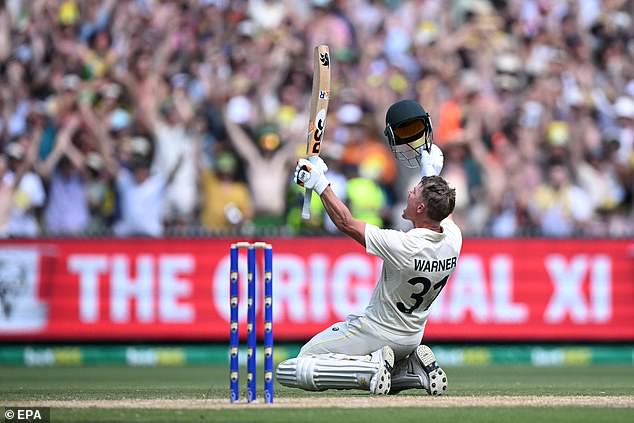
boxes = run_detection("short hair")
[419,176,456,222]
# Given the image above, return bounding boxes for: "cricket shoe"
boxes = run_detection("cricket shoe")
[368,346,394,395]
[389,345,448,396]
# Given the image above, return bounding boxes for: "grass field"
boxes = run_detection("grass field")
[2,365,633,422]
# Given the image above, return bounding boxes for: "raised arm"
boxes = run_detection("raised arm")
[136,76,163,132]
[223,113,260,163]
[36,116,81,179]
[135,19,179,132]
[79,104,118,176]
[63,142,86,173]
[320,185,366,246]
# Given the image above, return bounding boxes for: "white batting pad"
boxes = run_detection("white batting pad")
[276,353,380,391]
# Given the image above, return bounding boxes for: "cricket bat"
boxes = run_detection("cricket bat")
[301,45,331,220]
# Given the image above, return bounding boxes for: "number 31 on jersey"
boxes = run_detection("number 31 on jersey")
[396,275,449,314]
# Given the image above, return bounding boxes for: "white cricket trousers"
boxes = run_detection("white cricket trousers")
[299,314,424,361]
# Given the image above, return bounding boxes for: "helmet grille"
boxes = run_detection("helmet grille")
[390,142,423,168]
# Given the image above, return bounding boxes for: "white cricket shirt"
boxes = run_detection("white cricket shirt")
[363,219,462,336]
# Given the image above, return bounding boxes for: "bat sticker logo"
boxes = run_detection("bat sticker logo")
[312,108,327,154]
[320,52,330,67]
[319,90,329,99]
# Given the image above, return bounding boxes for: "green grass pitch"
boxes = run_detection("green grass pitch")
[1,365,633,422]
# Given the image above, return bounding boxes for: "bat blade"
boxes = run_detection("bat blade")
[302,45,331,220]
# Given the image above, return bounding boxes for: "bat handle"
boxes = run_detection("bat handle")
[301,189,312,220]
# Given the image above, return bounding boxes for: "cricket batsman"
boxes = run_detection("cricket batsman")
[277,100,462,395]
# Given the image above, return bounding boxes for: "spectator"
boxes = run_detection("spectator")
[200,150,253,231]
[532,162,593,237]
[613,96,634,166]
[0,140,37,237]
[2,140,45,237]
[224,115,299,228]
[37,115,90,234]
[83,151,116,232]
[137,78,198,231]
[110,137,183,237]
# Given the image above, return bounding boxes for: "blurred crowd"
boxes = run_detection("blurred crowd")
[0,0,632,238]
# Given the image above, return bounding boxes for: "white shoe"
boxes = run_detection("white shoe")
[416,345,447,395]
[390,345,448,396]
[369,346,394,395]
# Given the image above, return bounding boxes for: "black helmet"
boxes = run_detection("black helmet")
[384,100,433,168]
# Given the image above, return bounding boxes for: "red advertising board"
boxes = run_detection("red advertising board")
[0,238,632,341]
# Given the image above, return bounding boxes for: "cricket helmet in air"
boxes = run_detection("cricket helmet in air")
[384,99,434,168]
